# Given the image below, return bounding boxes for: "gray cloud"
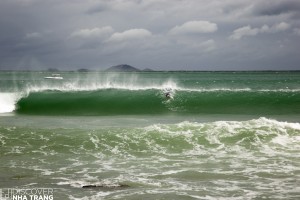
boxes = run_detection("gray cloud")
[253,0,300,17]
[294,28,300,36]
[71,27,113,40]
[85,3,109,15]
[0,0,299,70]
[169,21,218,35]
[108,29,152,43]
[230,22,291,40]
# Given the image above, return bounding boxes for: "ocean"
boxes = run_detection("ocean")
[0,71,299,199]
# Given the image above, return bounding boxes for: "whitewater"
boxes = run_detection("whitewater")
[0,71,300,199]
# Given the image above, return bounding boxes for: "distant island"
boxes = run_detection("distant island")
[105,64,141,72]
[143,68,154,72]
[45,65,153,72]
[47,68,60,72]
[77,68,90,72]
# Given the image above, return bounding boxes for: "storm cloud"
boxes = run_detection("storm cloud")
[0,0,299,70]
[253,0,300,17]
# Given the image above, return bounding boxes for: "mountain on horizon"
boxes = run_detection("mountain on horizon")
[105,64,140,72]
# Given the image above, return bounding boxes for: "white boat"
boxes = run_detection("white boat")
[44,74,63,80]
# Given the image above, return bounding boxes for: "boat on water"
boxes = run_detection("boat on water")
[44,74,63,80]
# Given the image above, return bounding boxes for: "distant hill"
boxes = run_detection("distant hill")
[105,64,140,72]
[143,68,154,72]
[47,68,59,72]
[77,68,90,72]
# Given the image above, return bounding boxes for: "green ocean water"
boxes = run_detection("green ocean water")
[0,71,300,199]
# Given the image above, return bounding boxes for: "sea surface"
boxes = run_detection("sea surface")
[0,71,299,199]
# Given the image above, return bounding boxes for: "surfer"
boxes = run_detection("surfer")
[165,92,171,99]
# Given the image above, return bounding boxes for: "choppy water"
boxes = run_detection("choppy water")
[0,71,300,199]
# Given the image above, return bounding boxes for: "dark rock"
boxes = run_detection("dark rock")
[82,184,129,189]
[82,185,97,188]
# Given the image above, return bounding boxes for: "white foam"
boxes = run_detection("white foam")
[258,88,300,92]
[23,83,253,94]
[257,117,300,130]
[161,169,186,175]
[143,118,300,158]
[0,93,19,113]
[68,191,112,200]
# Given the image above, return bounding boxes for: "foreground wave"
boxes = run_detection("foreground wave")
[12,88,300,115]
[1,118,299,199]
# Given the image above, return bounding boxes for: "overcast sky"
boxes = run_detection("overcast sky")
[0,0,300,70]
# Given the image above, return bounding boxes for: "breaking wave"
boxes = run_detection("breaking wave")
[12,87,300,115]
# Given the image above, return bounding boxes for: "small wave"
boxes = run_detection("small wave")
[1,117,299,157]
